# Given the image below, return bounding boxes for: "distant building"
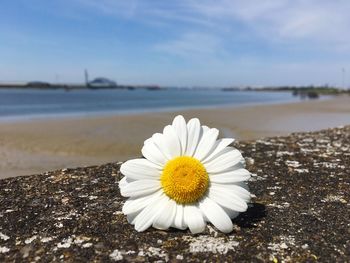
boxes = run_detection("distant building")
[26,81,51,88]
[84,69,89,86]
[88,78,117,88]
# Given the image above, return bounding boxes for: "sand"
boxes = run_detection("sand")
[0,95,349,178]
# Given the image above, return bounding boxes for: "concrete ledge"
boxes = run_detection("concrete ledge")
[0,126,349,262]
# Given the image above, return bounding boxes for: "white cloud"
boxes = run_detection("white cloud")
[76,0,139,17]
[74,0,350,51]
[154,32,222,59]
[189,0,350,47]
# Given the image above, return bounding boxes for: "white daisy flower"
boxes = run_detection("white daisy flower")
[119,115,251,234]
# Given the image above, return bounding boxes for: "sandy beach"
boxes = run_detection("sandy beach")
[0,95,349,178]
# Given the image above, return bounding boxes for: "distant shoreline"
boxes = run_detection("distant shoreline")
[0,89,304,121]
[0,91,335,123]
[0,83,161,90]
[0,83,348,94]
[0,94,316,124]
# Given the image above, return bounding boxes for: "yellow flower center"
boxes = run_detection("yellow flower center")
[161,156,209,204]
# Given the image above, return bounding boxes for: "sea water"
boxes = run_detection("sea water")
[0,88,301,120]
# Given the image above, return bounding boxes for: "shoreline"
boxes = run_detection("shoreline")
[0,90,308,124]
[0,95,349,178]
[0,93,334,125]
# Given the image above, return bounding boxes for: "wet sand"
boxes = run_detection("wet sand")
[0,96,349,178]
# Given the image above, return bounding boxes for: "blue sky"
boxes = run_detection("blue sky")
[1,0,350,87]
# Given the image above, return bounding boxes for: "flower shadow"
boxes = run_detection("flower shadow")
[232,203,267,228]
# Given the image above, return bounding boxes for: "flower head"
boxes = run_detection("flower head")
[119,115,251,234]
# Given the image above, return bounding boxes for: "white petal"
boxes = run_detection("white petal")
[233,181,250,190]
[194,128,219,161]
[118,177,128,189]
[185,118,201,156]
[120,159,161,181]
[208,185,248,212]
[119,177,137,193]
[202,138,234,163]
[144,137,153,144]
[120,180,161,198]
[122,190,163,215]
[141,140,167,166]
[202,125,210,133]
[215,182,251,200]
[172,115,188,155]
[162,125,181,158]
[210,169,251,183]
[151,133,172,160]
[133,194,167,232]
[199,197,233,233]
[126,212,139,224]
[172,204,186,230]
[204,147,243,173]
[153,198,177,230]
[221,183,251,202]
[237,182,250,196]
[222,206,240,219]
[184,205,206,234]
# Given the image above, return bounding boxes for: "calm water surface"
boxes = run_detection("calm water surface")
[0,88,301,119]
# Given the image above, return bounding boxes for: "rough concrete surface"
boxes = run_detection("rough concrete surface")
[0,126,349,262]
